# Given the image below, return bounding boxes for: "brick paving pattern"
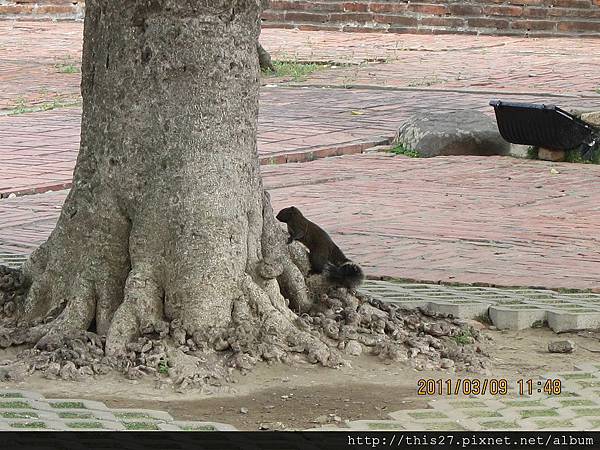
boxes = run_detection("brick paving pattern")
[1,22,600,431]
[311,363,600,431]
[7,363,600,431]
[262,30,600,98]
[267,154,600,291]
[1,26,600,303]
[3,152,600,291]
[363,281,600,333]
[0,22,82,111]
[0,389,235,431]
[2,23,600,197]
[4,88,598,198]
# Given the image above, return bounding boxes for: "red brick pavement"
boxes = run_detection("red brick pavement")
[3,154,600,290]
[3,89,597,197]
[0,21,82,110]
[2,22,600,289]
[262,30,600,97]
[2,23,599,111]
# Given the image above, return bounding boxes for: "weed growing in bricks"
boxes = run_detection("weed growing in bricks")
[181,425,217,431]
[123,421,160,430]
[390,143,421,158]
[50,401,86,409]
[265,61,325,81]
[564,147,600,164]
[408,76,441,87]
[527,147,539,160]
[7,98,81,116]
[68,422,104,429]
[55,63,80,74]
[10,422,48,429]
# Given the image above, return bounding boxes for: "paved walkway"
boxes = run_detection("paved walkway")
[3,153,600,290]
[4,88,597,197]
[316,362,600,431]
[0,389,234,431]
[5,363,600,431]
[1,22,600,291]
[285,33,600,97]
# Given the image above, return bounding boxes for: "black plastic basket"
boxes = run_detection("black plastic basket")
[489,100,598,154]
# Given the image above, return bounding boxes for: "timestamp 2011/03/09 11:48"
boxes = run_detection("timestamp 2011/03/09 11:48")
[417,378,562,396]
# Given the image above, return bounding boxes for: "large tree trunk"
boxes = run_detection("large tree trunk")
[0,0,333,383]
[0,0,489,386]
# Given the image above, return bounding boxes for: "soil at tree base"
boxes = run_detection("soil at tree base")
[0,325,597,430]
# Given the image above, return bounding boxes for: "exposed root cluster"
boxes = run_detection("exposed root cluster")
[0,263,489,389]
[291,283,489,373]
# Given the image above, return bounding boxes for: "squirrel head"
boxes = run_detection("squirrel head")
[276,206,299,223]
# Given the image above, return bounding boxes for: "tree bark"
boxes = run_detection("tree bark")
[0,0,490,386]
[0,0,334,376]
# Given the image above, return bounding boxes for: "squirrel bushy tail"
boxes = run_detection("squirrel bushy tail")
[322,261,364,290]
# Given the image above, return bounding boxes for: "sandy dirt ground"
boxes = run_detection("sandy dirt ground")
[1,326,597,430]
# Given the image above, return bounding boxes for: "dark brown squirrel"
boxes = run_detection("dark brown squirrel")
[276,206,364,290]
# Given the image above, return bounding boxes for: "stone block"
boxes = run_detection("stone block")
[394,110,510,158]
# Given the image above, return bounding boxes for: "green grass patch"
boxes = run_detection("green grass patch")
[114,412,153,419]
[424,422,464,431]
[58,412,95,419]
[480,420,520,430]
[10,421,47,429]
[390,143,421,158]
[453,329,473,346]
[123,421,160,430]
[564,147,600,165]
[8,98,81,116]
[573,407,600,417]
[265,61,324,81]
[527,147,539,160]
[366,422,404,430]
[520,409,559,419]
[2,411,39,419]
[407,76,441,87]
[0,401,32,409]
[534,419,574,428]
[449,400,487,409]
[158,359,169,375]
[502,399,544,407]
[50,401,86,409]
[474,313,492,325]
[0,392,24,398]
[408,411,447,420]
[559,399,596,407]
[462,410,502,419]
[181,424,217,431]
[55,63,80,74]
[562,372,595,380]
[68,421,104,429]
